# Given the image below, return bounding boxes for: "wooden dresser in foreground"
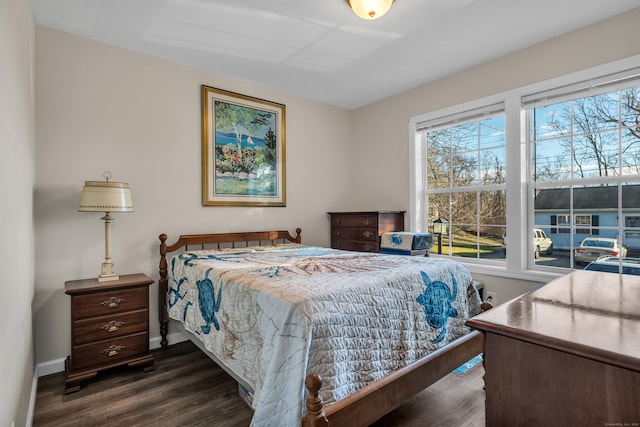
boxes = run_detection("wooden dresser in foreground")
[328,211,405,252]
[64,273,155,393]
[467,270,640,427]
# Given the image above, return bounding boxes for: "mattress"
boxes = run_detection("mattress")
[167,244,480,427]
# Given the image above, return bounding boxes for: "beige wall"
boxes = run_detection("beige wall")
[0,0,36,425]
[30,3,640,386]
[350,8,640,300]
[34,27,354,365]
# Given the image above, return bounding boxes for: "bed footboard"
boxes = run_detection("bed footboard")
[303,330,484,427]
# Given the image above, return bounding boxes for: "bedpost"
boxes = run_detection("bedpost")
[302,373,329,427]
[159,233,169,350]
[295,227,302,243]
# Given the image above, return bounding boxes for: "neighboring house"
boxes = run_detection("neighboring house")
[534,185,640,250]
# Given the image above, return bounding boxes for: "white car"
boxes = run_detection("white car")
[584,256,640,276]
[502,229,553,258]
[574,237,628,265]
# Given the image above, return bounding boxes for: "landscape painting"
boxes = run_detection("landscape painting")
[201,85,286,206]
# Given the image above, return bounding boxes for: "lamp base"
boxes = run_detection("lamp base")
[98,261,119,282]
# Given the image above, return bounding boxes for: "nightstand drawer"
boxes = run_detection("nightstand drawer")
[72,309,148,346]
[71,332,149,370]
[72,287,148,319]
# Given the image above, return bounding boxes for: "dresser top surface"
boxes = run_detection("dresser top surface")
[327,211,406,215]
[467,270,640,370]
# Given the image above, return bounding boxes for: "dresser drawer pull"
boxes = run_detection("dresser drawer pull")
[102,297,124,308]
[334,219,341,225]
[101,321,125,332]
[102,345,125,357]
[361,219,372,226]
[362,231,373,238]
[362,244,371,251]
[334,231,341,236]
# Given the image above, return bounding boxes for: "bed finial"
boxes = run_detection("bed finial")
[302,373,329,427]
[295,227,302,243]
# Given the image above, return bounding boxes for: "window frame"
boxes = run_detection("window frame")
[409,54,640,282]
[418,104,506,259]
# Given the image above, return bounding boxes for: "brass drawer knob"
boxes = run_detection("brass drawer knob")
[363,244,371,251]
[361,219,372,226]
[102,296,124,308]
[362,231,373,238]
[102,345,125,357]
[101,320,125,332]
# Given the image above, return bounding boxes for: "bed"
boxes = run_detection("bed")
[158,228,485,427]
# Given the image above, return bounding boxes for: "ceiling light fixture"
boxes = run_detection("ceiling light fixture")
[346,0,395,20]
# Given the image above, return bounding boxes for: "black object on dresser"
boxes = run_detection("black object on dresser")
[328,211,405,252]
[64,273,155,393]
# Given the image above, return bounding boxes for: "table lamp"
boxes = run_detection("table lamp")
[79,172,134,282]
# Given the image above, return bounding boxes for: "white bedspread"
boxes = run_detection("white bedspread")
[167,244,479,427]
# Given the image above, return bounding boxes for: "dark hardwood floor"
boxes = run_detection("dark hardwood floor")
[33,341,485,426]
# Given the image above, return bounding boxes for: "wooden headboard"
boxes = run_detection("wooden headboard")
[157,228,302,349]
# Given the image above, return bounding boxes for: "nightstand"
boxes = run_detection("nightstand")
[64,273,155,393]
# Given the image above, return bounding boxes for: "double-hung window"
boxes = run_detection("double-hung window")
[525,69,640,270]
[413,103,506,259]
[410,60,640,277]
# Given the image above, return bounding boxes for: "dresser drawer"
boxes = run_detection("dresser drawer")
[331,214,378,228]
[72,287,148,319]
[71,332,149,370]
[332,228,378,241]
[72,309,148,346]
[333,240,379,252]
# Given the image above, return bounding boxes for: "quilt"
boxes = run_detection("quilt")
[167,244,480,427]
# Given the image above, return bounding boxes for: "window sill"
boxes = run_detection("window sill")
[428,254,564,284]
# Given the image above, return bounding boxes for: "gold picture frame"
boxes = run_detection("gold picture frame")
[201,85,286,206]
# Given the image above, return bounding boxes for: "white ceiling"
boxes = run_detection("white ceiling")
[33,0,639,110]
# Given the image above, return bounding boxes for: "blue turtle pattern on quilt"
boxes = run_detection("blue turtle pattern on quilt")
[196,269,222,334]
[416,271,458,343]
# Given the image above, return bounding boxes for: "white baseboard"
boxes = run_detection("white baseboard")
[149,331,188,350]
[26,372,38,427]
[28,332,190,426]
[37,357,67,378]
[36,332,188,378]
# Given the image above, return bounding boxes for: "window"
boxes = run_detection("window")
[416,104,506,259]
[527,72,640,269]
[410,59,640,278]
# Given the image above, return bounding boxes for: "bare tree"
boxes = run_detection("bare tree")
[544,88,640,178]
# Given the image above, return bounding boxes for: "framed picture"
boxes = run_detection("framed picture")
[201,85,286,206]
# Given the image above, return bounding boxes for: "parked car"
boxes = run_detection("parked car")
[502,229,553,258]
[584,256,640,276]
[574,237,627,265]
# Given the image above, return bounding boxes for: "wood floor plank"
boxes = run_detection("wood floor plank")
[33,341,485,426]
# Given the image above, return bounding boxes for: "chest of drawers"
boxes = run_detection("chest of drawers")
[467,271,640,426]
[64,273,155,393]
[328,211,405,252]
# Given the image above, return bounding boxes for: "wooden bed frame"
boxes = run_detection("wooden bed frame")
[158,228,484,427]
